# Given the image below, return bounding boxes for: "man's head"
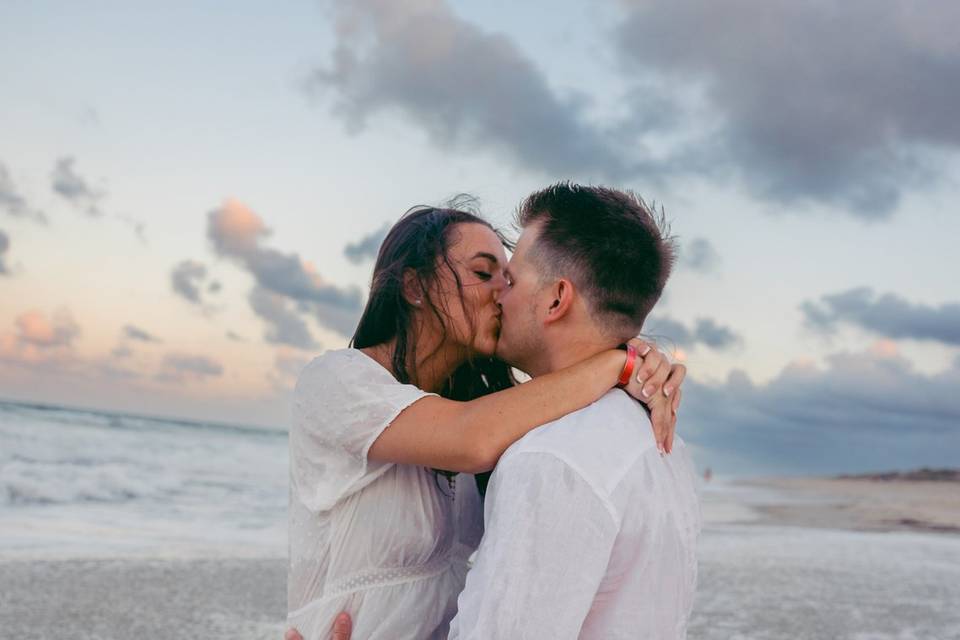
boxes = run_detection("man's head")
[495,183,676,375]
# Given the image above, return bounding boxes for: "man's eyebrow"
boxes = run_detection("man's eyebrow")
[471,252,500,263]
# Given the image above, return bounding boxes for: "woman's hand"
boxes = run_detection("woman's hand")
[285,613,352,640]
[620,339,686,453]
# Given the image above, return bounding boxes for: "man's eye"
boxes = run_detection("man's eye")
[474,271,491,280]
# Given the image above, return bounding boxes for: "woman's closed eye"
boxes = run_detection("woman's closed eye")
[473,271,492,280]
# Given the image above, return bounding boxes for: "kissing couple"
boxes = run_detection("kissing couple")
[285,183,701,639]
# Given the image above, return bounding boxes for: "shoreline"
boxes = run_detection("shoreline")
[733,475,960,535]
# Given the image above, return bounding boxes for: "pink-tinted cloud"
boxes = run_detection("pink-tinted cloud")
[0,309,81,368]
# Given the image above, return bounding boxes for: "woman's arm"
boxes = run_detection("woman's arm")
[369,339,673,473]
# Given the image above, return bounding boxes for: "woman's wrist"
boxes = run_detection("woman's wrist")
[604,348,629,388]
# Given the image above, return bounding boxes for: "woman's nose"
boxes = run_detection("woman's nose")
[491,272,508,298]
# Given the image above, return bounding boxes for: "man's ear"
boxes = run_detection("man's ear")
[402,269,424,307]
[543,278,576,325]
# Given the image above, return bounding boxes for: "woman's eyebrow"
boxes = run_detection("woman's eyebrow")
[471,252,500,264]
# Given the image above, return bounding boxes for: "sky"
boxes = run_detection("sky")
[1,0,958,474]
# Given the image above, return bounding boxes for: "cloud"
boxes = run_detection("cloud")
[683,344,960,474]
[123,324,161,344]
[645,315,741,351]
[111,345,133,359]
[0,309,81,369]
[344,223,390,264]
[171,260,216,306]
[309,1,960,217]
[307,0,634,180]
[801,287,960,346]
[207,198,363,336]
[15,309,80,348]
[248,287,319,350]
[158,353,224,381]
[614,0,960,217]
[0,162,47,223]
[0,230,9,275]
[680,237,720,273]
[51,156,106,217]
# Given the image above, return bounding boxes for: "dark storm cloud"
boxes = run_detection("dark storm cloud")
[615,0,960,217]
[307,0,635,180]
[123,324,161,344]
[248,287,319,350]
[683,349,960,474]
[801,287,960,346]
[344,223,390,264]
[646,315,741,350]
[311,0,960,217]
[206,199,363,337]
[51,156,106,217]
[0,162,47,223]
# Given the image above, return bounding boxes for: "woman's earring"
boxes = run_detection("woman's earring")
[414,299,422,305]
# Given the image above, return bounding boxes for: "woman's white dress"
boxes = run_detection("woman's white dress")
[287,348,484,640]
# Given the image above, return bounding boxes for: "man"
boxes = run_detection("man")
[447,183,700,638]
[290,183,699,638]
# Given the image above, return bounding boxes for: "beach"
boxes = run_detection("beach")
[2,401,959,639]
[710,476,960,534]
[0,558,286,640]
[690,474,960,640]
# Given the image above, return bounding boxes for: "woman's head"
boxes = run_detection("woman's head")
[350,202,509,386]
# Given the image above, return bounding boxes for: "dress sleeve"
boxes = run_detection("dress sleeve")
[448,451,618,639]
[289,351,436,513]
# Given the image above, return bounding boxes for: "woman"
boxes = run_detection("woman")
[287,204,685,639]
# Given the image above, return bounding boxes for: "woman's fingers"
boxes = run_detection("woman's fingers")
[627,339,663,399]
[285,629,304,640]
[639,354,672,400]
[332,613,353,640]
[667,388,681,453]
[647,395,670,453]
[663,363,687,398]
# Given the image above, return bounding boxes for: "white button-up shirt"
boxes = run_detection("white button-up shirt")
[449,389,701,639]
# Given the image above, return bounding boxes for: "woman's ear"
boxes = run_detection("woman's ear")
[402,269,424,308]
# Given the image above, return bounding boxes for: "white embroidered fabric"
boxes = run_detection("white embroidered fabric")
[287,348,484,640]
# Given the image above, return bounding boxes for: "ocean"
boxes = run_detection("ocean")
[0,399,287,559]
[2,399,959,639]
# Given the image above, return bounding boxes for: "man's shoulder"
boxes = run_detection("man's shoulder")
[502,390,659,487]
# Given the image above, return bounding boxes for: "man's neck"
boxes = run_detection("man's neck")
[526,331,619,378]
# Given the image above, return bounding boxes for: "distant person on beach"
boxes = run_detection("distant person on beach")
[285,185,691,639]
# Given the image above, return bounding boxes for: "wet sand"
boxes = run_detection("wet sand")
[0,557,287,640]
[745,475,960,534]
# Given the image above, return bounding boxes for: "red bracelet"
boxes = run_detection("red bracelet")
[617,344,638,388]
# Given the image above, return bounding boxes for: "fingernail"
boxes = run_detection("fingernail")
[663,386,672,397]
[636,373,645,384]
[642,385,653,398]
[641,345,651,356]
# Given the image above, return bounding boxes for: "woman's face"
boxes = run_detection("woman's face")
[428,222,509,358]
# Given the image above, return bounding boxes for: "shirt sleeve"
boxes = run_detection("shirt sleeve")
[289,350,436,513]
[448,451,618,640]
